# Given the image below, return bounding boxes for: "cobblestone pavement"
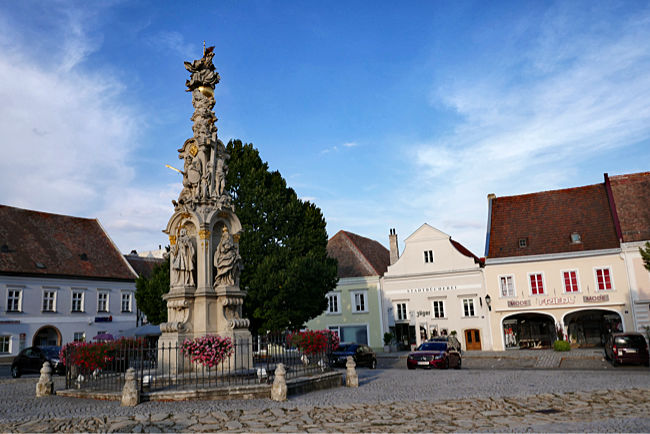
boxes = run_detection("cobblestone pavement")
[1,368,649,432]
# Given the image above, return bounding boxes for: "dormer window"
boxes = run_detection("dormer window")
[518,238,528,248]
[570,232,581,243]
[424,250,434,263]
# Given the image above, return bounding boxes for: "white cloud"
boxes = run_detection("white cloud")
[148,31,197,60]
[342,142,358,148]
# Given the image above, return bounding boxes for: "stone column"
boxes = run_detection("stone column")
[345,356,359,388]
[35,362,53,397]
[271,364,287,401]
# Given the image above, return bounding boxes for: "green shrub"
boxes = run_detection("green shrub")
[553,340,571,351]
[383,332,394,346]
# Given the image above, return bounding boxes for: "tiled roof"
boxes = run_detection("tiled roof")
[487,183,619,258]
[609,172,650,242]
[327,230,390,278]
[0,205,137,280]
[450,239,484,266]
[125,254,166,278]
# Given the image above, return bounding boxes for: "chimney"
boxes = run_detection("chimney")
[389,228,399,265]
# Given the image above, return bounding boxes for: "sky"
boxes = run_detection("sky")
[1,1,649,257]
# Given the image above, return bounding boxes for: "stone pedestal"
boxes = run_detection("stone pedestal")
[36,362,53,397]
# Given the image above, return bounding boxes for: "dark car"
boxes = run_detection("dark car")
[407,341,462,370]
[330,343,377,369]
[428,335,462,352]
[604,333,649,367]
[11,346,65,378]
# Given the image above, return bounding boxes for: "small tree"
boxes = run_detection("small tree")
[640,242,650,271]
[134,255,170,325]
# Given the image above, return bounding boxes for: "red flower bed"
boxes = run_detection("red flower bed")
[181,335,234,368]
[60,338,144,373]
[287,330,339,356]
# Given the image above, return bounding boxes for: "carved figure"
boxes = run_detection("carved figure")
[214,227,241,287]
[171,228,195,286]
[184,46,220,92]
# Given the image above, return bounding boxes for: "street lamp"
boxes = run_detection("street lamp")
[485,294,492,311]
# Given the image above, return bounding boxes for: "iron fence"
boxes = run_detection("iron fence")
[64,333,336,394]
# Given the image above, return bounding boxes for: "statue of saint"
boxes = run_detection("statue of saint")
[214,227,241,287]
[171,228,195,286]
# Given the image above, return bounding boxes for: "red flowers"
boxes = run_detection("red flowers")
[181,335,234,368]
[287,330,339,356]
[60,338,144,373]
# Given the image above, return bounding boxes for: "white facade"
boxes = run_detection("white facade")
[381,224,491,350]
[0,275,137,358]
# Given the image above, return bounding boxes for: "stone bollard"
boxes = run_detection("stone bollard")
[270,363,287,401]
[121,368,140,407]
[345,356,358,388]
[36,362,54,397]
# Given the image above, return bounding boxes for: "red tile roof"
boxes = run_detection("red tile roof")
[487,183,619,258]
[450,239,483,266]
[125,255,166,279]
[609,172,650,242]
[327,230,390,278]
[0,205,137,281]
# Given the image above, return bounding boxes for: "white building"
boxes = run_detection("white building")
[0,205,138,360]
[382,224,491,351]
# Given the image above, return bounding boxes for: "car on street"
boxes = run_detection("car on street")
[330,343,377,369]
[11,346,65,377]
[604,332,649,367]
[407,341,462,370]
[428,335,462,352]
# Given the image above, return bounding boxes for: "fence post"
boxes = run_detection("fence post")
[36,362,54,397]
[121,368,139,406]
[345,356,358,388]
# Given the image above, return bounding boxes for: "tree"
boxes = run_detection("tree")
[226,140,338,333]
[641,241,650,272]
[134,256,170,325]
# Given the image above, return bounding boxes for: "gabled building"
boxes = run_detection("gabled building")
[305,230,390,351]
[608,172,650,333]
[381,224,489,351]
[0,205,138,359]
[484,179,633,350]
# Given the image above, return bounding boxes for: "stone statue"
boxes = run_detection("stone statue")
[214,227,241,287]
[184,46,220,92]
[171,228,195,286]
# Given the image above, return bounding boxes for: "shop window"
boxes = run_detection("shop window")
[395,302,408,321]
[563,271,579,293]
[329,325,368,344]
[462,299,476,317]
[432,300,445,318]
[499,275,515,297]
[595,268,613,291]
[529,273,545,295]
[7,289,22,312]
[73,332,86,342]
[326,292,340,314]
[0,336,10,353]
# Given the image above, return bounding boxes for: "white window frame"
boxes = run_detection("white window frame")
[462,298,476,317]
[594,267,614,291]
[121,292,132,313]
[395,302,408,321]
[0,335,10,353]
[6,288,22,312]
[326,292,341,315]
[329,324,370,345]
[498,275,516,298]
[432,300,445,319]
[73,332,86,342]
[328,325,340,338]
[71,289,85,313]
[424,250,434,263]
[97,291,109,313]
[351,290,368,313]
[561,269,580,293]
[527,272,546,296]
[42,288,57,312]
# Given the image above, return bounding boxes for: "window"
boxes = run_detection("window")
[326,292,340,314]
[499,276,515,297]
[121,293,132,312]
[395,302,408,321]
[432,300,445,318]
[329,325,368,344]
[7,289,21,312]
[563,271,579,293]
[596,268,613,291]
[0,336,9,353]
[462,299,476,317]
[42,289,56,312]
[352,291,367,313]
[71,291,84,312]
[73,332,86,342]
[424,250,434,263]
[570,232,581,243]
[519,238,528,248]
[529,273,545,295]
[97,292,109,312]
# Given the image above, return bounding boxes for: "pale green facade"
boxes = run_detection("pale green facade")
[305,276,385,352]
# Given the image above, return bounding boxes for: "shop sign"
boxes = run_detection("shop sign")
[94,316,113,322]
[507,300,531,308]
[583,294,609,303]
[407,285,457,294]
[538,296,575,306]
[416,310,430,318]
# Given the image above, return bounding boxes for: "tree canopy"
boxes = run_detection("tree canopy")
[134,256,169,325]
[641,241,650,272]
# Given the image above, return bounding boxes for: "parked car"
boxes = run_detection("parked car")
[428,335,462,352]
[604,333,649,367]
[407,341,462,370]
[11,346,65,378]
[330,343,377,369]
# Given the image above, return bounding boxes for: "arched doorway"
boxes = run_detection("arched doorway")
[502,313,556,349]
[32,326,61,347]
[563,309,623,347]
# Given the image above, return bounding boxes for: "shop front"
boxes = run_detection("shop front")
[563,309,623,347]
[502,313,556,349]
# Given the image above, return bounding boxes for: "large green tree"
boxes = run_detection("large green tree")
[226,140,338,333]
[641,241,650,271]
[134,256,169,325]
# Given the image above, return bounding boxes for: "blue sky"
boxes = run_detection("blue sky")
[1,1,649,256]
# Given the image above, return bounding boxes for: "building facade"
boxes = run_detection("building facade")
[0,205,138,359]
[305,231,389,351]
[484,180,635,350]
[381,224,490,351]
